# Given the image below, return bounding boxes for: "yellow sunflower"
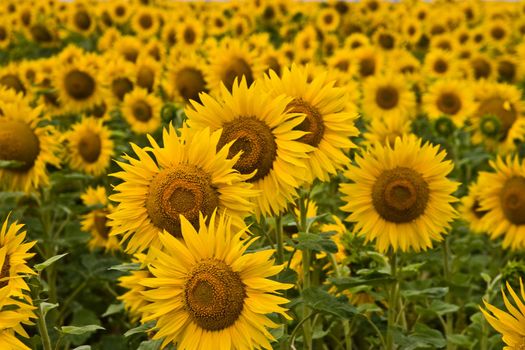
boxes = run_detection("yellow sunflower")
[471,82,525,154]
[340,135,458,253]
[80,186,119,252]
[496,55,523,84]
[316,7,340,33]
[131,6,160,39]
[107,0,132,25]
[362,117,412,149]
[481,279,525,350]
[362,73,416,122]
[118,253,150,322]
[459,181,487,234]
[423,49,462,79]
[262,64,359,183]
[0,63,29,98]
[344,33,370,50]
[327,48,357,76]
[186,79,311,217]
[422,80,477,126]
[140,213,292,350]
[135,55,161,94]
[54,54,107,113]
[351,46,384,80]
[206,39,264,93]
[0,101,60,193]
[0,286,35,350]
[477,156,525,250]
[103,55,136,108]
[64,118,113,176]
[67,4,96,36]
[469,53,495,81]
[121,88,162,134]
[109,126,257,253]
[164,54,209,105]
[0,20,12,49]
[176,18,204,50]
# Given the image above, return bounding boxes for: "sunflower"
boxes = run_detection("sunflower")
[0,216,36,297]
[207,39,264,93]
[121,88,162,134]
[97,27,121,53]
[471,82,525,154]
[400,18,422,47]
[373,27,398,52]
[0,101,60,193]
[230,15,251,38]
[176,18,204,50]
[362,73,416,122]
[109,126,257,253]
[135,55,161,93]
[469,53,494,81]
[64,118,113,176]
[344,33,370,51]
[0,20,11,49]
[327,48,357,76]
[363,117,412,149]
[321,34,339,57]
[317,7,340,33]
[458,181,487,234]
[161,22,178,48]
[477,156,525,250]
[164,54,209,105]
[422,80,477,126]
[340,135,458,253]
[140,213,292,350]
[496,55,522,84]
[481,279,525,350]
[108,0,131,25]
[103,56,136,107]
[114,36,142,64]
[186,79,311,217]
[485,19,511,50]
[262,65,359,183]
[131,6,160,38]
[351,46,384,80]
[80,186,120,252]
[260,47,287,78]
[54,54,107,113]
[0,286,36,350]
[0,64,29,98]
[423,49,461,79]
[294,25,319,60]
[118,253,150,322]
[68,5,96,36]
[206,10,228,36]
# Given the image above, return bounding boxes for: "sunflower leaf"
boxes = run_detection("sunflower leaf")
[294,232,338,253]
[124,321,156,337]
[35,253,68,272]
[301,287,357,319]
[60,325,105,335]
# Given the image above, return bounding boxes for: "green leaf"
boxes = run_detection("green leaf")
[137,339,163,350]
[72,346,91,350]
[102,303,124,317]
[60,325,105,335]
[447,334,471,347]
[124,321,156,337]
[428,300,459,316]
[109,263,141,272]
[39,302,59,318]
[402,287,448,300]
[329,273,395,289]
[410,323,447,349]
[35,253,68,272]
[295,232,338,253]
[302,287,357,319]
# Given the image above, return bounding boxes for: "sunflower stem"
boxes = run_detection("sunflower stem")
[386,250,398,350]
[329,253,352,350]
[298,194,313,350]
[37,309,53,350]
[442,238,456,350]
[274,214,288,350]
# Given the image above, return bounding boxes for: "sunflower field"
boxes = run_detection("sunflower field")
[2,0,525,349]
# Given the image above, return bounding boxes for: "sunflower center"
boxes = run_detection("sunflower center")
[111,77,133,101]
[0,256,10,288]
[146,165,219,238]
[175,67,207,103]
[288,98,325,147]
[265,56,281,76]
[139,14,153,29]
[132,100,152,122]
[0,28,6,41]
[500,177,525,225]
[437,92,462,115]
[378,33,394,50]
[376,86,399,110]
[372,167,429,223]
[477,97,516,137]
[74,10,92,30]
[360,58,376,77]
[217,117,277,182]
[498,60,515,82]
[115,5,125,17]
[0,74,26,95]
[30,24,53,43]
[222,57,254,92]
[137,66,155,92]
[471,58,491,79]
[434,59,448,74]
[93,209,110,239]
[78,130,101,163]
[184,28,196,44]
[65,70,95,100]
[491,27,505,40]
[89,103,107,118]
[471,199,488,219]
[184,259,246,331]
[0,120,40,172]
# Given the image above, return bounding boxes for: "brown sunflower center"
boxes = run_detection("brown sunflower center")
[217,117,277,182]
[471,199,488,219]
[471,58,491,80]
[372,167,429,223]
[78,130,102,163]
[184,259,245,331]
[335,59,350,72]
[376,86,399,110]
[123,48,139,63]
[0,27,6,41]
[132,100,152,122]
[111,77,133,101]
[265,56,281,76]
[477,97,517,137]
[0,74,26,95]
[222,57,254,92]
[93,209,110,239]
[0,256,10,288]
[184,28,196,44]
[139,14,153,29]
[115,5,126,17]
[360,57,376,77]
[30,24,53,43]
[89,103,107,118]
[137,66,155,92]
[65,70,96,100]
[175,67,207,103]
[434,59,448,74]
[500,177,525,225]
[74,10,92,31]
[324,14,334,24]
[146,165,219,238]
[437,92,462,115]
[491,27,505,40]
[0,120,40,171]
[378,33,394,50]
[288,98,325,147]
[498,60,516,82]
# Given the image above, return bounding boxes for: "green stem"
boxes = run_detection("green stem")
[298,195,313,350]
[329,254,352,350]
[386,251,398,350]
[37,311,53,350]
[274,215,288,350]
[442,239,455,350]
